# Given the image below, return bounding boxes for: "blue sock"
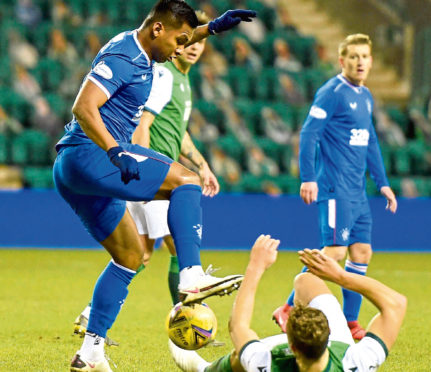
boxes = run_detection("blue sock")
[287,266,308,306]
[168,184,202,270]
[87,260,136,337]
[343,260,368,321]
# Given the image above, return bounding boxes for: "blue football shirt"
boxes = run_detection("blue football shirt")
[57,30,153,147]
[299,74,389,201]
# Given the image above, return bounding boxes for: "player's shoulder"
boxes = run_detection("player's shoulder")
[98,30,150,66]
[316,75,344,97]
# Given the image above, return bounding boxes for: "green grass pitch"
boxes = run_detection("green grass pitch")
[0,248,430,371]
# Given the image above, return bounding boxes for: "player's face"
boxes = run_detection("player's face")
[177,38,206,66]
[152,22,194,63]
[339,44,372,86]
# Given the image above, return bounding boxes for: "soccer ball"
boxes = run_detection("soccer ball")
[166,302,217,350]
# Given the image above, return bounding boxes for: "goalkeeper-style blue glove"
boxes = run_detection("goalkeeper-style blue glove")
[208,9,257,35]
[107,146,140,184]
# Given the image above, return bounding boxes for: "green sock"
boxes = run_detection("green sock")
[168,256,180,305]
[204,354,233,372]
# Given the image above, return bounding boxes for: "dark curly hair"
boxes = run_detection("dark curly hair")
[286,304,330,360]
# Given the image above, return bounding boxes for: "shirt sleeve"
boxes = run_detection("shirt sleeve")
[299,86,338,182]
[144,65,174,115]
[342,333,388,371]
[367,123,389,190]
[240,340,272,372]
[87,55,134,99]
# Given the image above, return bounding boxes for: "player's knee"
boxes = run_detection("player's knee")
[349,243,372,263]
[165,163,201,190]
[177,170,200,187]
[322,246,347,262]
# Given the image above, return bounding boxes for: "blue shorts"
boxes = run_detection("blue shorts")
[318,198,372,247]
[53,142,173,242]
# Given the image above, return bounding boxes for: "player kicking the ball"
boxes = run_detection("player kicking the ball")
[53,1,255,371]
[73,10,226,347]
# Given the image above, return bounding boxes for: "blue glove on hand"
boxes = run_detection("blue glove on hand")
[208,9,257,35]
[107,146,140,185]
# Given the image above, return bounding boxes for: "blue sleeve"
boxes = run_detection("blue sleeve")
[367,124,389,190]
[87,55,134,99]
[299,86,337,182]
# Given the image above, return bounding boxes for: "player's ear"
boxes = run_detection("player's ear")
[338,56,345,69]
[151,22,164,39]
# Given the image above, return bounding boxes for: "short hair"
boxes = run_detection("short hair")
[338,33,372,57]
[144,0,198,29]
[286,304,329,360]
[195,10,210,26]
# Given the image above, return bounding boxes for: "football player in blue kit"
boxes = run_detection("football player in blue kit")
[52,1,256,371]
[272,34,398,340]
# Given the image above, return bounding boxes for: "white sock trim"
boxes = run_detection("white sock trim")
[345,259,368,274]
[111,259,136,274]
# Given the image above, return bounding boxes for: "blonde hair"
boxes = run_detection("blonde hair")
[338,33,372,56]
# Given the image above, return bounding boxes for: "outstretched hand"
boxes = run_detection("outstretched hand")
[107,146,140,184]
[298,248,344,283]
[208,9,257,35]
[249,235,280,271]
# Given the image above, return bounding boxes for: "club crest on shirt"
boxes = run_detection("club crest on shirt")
[93,61,113,80]
[341,228,350,242]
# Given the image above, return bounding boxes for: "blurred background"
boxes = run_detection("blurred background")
[0,0,430,249]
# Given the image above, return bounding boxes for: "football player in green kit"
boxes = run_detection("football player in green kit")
[169,235,406,372]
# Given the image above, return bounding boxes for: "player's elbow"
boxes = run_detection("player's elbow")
[394,293,407,317]
[72,101,87,122]
[385,292,407,321]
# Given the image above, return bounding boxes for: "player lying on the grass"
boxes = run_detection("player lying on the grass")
[53,1,256,371]
[169,235,407,372]
[73,10,221,346]
[273,33,397,340]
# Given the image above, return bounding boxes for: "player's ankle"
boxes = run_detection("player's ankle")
[179,265,204,288]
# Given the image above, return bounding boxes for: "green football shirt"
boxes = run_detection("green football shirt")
[144,61,192,161]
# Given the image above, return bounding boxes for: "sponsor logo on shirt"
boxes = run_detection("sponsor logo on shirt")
[349,102,357,110]
[349,129,369,146]
[309,105,327,119]
[93,61,113,80]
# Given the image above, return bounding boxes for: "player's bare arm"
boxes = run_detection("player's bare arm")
[229,235,280,354]
[300,181,318,204]
[132,111,156,147]
[180,132,220,197]
[72,79,118,151]
[380,186,397,213]
[299,248,407,350]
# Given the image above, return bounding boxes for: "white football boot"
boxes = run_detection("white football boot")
[70,352,113,372]
[179,265,243,304]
